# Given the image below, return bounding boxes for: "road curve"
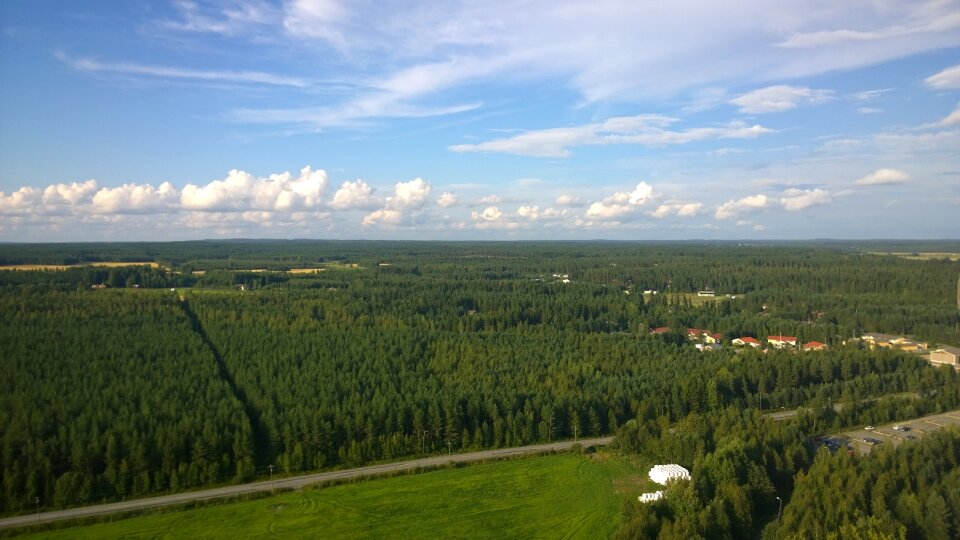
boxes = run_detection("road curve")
[0,437,613,530]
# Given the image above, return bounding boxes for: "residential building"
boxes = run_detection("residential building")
[767,335,797,349]
[732,337,761,348]
[929,346,960,370]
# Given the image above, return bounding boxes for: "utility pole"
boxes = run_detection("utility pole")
[574,424,578,441]
[447,440,451,456]
[35,497,40,522]
[776,495,782,523]
[548,416,553,443]
[268,464,274,491]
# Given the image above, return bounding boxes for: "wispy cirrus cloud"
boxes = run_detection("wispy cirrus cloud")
[449,115,771,157]
[57,52,310,88]
[926,64,960,89]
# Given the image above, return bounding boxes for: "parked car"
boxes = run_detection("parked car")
[893,425,911,432]
[864,426,876,431]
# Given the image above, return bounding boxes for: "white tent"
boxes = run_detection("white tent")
[648,464,690,485]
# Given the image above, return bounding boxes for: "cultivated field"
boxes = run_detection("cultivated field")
[22,453,647,539]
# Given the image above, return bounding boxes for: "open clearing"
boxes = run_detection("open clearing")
[0,262,160,271]
[871,252,960,261]
[21,452,645,539]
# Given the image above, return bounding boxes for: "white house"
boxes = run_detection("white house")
[649,464,691,485]
[732,337,761,348]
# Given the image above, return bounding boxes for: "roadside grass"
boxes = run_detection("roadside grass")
[23,453,646,539]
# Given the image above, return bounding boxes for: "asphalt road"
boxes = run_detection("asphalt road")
[0,437,613,530]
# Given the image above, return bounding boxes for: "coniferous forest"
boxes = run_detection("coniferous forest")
[1,240,959,537]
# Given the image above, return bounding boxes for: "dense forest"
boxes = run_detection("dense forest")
[1,241,959,536]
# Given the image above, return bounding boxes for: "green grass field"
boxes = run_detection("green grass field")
[24,453,649,539]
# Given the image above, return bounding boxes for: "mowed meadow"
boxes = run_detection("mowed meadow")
[22,453,647,539]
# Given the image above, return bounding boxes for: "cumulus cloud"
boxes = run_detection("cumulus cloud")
[926,64,960,90]
[472,206,503,221]
[449,115,771,157]
[477,194,504,205]
[651,202,703,218]
[362,177,433,226]
[436,192,458,207]
[779,188,831,211]
[181,166,328,211]
[715,194,770,220]
[329,179,377,209]
[855,168,911,186]
[0,187,42,213]
[730,85,833,113]
[92,182,180,214]
[555,194,582,206]
[43,180,99,206]
[585,182,656,220]
[517,205,539,219]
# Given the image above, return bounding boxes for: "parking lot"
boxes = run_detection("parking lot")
[823,409,960,455]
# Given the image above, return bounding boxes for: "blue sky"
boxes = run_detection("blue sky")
[1,0,959,241]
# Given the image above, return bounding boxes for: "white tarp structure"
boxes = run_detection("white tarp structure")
[638,491,664,503]
[649,464,690,485]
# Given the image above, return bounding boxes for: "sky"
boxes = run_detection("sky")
[1,0,959,241]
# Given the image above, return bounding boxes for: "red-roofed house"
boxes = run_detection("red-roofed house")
[803,341,828,351]
[767,335,797,349]
[687,328,704,338]
[733,336,761,348]
[650,327,670,335]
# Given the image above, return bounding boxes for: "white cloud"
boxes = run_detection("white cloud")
[477,194,504,205]
[0,186,42,213]
[779,188,831,211]
[940,104,960,126]
[858,107,883,114]
[715,194,770,220]
[926,64,960,90]
[730,85,833,113]
[651,202,703,218]
[555,194,582,206]
[181,166,328,211]
[92,182,179,214]
[329,179,377,210]
[517,205,539,219]
[391,178,431,210]
[436,192,459,207]
[43,180,99,206]
[472,206,503,221]
[58,53,309,88]
[450,115,771,157]
[361,208,403,226]
[852,89,891,101]
[585,182,656,220]
[854,168,911,186]
[361,177,433,227]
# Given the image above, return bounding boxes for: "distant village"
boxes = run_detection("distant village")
[648,325,960,371]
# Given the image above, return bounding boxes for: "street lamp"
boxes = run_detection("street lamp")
[268,464,274,491]
[776,495,782,523]
[35,497,40,522]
